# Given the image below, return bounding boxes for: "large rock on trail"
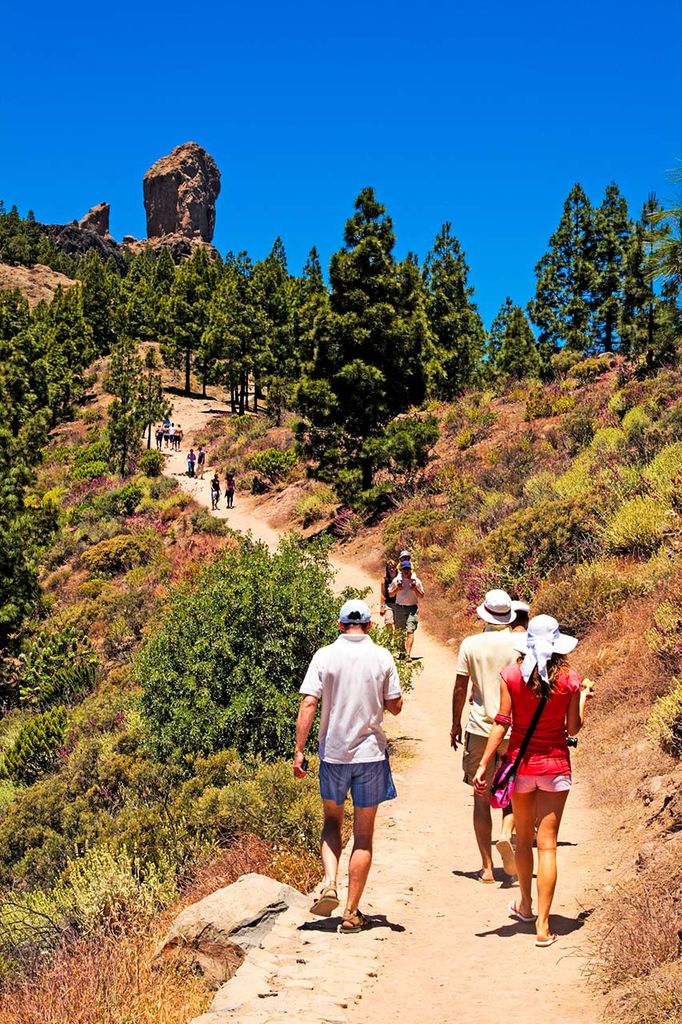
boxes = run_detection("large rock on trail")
[143,142,221,242]
[155,872,307,985]
[78,202,111,237]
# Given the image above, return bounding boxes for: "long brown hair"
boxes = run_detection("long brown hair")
[522,654,569,700]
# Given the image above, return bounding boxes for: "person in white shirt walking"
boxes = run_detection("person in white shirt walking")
[388,557,425,660]
[451,589,528,882]
[294,599,403,933]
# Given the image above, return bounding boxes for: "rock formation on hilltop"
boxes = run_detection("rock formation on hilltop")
[143,142,221,243]
[78,202,111,237]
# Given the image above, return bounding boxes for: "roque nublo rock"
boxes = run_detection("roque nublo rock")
[143,142,221,242]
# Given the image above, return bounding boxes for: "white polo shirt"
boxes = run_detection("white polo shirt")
[300,634,401,764]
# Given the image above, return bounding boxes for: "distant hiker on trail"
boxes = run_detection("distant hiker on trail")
[197,445,206,478]
[168,423,176,449]
[174,424,183,451]
[473,614,594,947]
[294,599,403,933]
[210,472,220,510]
[379,558,398,629]
[163,423,171,448]
[388,558,424,659]
[225,471,236,509]
[187,448,196,477]
[451,589,527,882]
[155,424,164,450]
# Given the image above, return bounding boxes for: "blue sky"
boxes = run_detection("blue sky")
[2,0,680,326]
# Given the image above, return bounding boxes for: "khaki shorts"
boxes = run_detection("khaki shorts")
[383,605,395,626]
[462,732,509,788]
[394,604,419,633]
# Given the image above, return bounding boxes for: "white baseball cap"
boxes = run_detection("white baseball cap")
[339,599,372,625]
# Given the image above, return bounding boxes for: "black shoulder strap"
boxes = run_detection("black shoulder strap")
[510,696,547,773]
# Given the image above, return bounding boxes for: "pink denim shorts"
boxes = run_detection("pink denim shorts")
[514,773,572,793]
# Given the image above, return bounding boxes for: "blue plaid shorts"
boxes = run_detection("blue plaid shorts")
[319,757,397,807]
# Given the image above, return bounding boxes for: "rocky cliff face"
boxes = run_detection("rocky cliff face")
[143,142,221,242]
[78,202,111,237]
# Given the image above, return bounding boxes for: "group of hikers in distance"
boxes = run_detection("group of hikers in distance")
[154,416,236,508]
[294,559,594,946]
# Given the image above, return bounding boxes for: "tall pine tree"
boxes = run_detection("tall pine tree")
[592,183,631,352]
[528,184,596,357]
[422,222,485,397]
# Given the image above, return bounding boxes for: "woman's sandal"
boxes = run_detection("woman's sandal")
[508,900,536,923]
[535,933,558,947]
[338,909,368,934]
[310,886,340,917]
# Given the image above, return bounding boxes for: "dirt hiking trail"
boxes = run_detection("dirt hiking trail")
[162,394,607,1024]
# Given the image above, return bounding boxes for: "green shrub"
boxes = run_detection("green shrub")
[484,498,599,573]
[647,678,682,758]
[605,497,667,554]
[622,405,653,440]
[247,447,298,481]
[382,505,442,553]
[73,440,110,467]
[645,596,682,667]
[2,707,67,785]
[643,442,682,506]
[149,476,177,500]
[590,426,627,454]
[138,449,165,477]
[293,485,338,527]
[19,626,98,708]
[524,389,554,420]
[81,530,162,574]
[115,482,144,515]
[534,557,660,636]
[190,509,231,536]
[71,460,108,481]
[138,536,339,761]
[454,426,476,449]
[567,354,613,382]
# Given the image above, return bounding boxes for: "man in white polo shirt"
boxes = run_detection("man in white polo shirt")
[388,557,425,660]
[451,589,528,882]
[294,599,403,933]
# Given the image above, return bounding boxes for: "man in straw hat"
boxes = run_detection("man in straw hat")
[293,599,403,933]
[451,589,528,882]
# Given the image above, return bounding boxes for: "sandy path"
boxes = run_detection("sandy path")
[161,395,606,1024]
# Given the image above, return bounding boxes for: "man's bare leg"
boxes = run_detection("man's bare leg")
[405,630,415,658]
[345,804,379,915]
[321,800,344,889]
[473,792,494,880]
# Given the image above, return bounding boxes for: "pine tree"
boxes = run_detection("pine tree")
[487,296,515,370]
[495,306,541,379]
[422,222,485,397]
[106,336,144,476]
[528,184,596,357]
[300,188,426,488]
[592,183,631,352]
[138,349,168,448]
[77,249,118,354]
[294,246,328,369]
[162,248,219,395]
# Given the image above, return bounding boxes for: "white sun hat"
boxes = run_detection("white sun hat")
[512,614,578,682]
[476,589,515,625]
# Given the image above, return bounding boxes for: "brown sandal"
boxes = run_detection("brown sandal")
[338,909,368,933]
[310,886,339,917]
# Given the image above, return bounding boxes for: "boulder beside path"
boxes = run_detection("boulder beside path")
[154,872,308,986]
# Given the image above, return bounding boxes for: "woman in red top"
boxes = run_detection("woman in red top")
[473,615,593,947]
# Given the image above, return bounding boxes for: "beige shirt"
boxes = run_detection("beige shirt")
[388,572,424,605]
[455,627,521,737]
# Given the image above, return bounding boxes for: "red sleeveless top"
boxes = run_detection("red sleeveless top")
[501,663,581,775]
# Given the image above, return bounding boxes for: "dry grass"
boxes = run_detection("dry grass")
[0,835,320,1024]
[0,921,208,1024]
[593,843,682,1024]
